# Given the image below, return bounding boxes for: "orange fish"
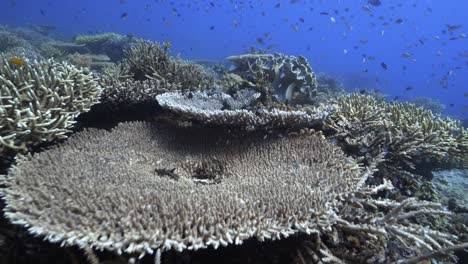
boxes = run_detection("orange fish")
[9,57,27,67]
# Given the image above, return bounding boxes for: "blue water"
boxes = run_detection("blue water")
[1,0,467,119]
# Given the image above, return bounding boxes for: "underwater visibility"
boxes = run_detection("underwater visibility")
[0,0,467,263]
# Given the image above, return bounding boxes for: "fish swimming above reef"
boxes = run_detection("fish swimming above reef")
[380,62,388,70]
[9,57,27,67]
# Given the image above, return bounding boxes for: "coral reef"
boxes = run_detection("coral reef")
[226,53,318,104]
[74,32,123,46]
[66,53,114,70]
[324,93,468,169]
[1,121,363,258]
[0,26,466,263]
[433,169,468,212]
[123,39,215,90]
[314,73,346,104]
[156,91,336,130]
[0,55,101,156]
[411,96,446,115]
[75,32,135,62]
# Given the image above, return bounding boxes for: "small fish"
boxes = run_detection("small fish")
[256,37,264,45]
[405,86,413,91]
[9,57,27,67]
[343,49,348,54]
[359,39,368,44]
[401,52,412,58]
[209,25,215,30]
[449,103,455,107]
[320,12,329,15]
[164,41,171,49]
[394,18,404,24]
[121,12,128,19]
[40,9,45,16]
[380,62,388,70]
[446,24,462,32]
[361,5,371,12]
[233,19,239,28]
[275,3,280,8]
[368,0,381,6]
[330,17,336,23]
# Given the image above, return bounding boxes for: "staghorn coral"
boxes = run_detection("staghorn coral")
[227,53,318,104]
[327,181,465,263]
[123,39,215,90]
[1,121,364,259]
[324,93,468,168]
[0,55,101,156]
[156,91,337,130]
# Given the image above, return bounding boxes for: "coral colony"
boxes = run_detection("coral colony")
[0,28,467,264]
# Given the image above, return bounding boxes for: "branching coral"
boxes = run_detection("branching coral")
[324,93,468,168]
[0,121,363,258]
[227,53,318,104]
[123,39,215,90]
[325,181,465,263]
[0,55,101,156]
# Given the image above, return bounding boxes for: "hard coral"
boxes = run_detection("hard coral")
[0,55,101,156]
[1,122,363,257]
[123,39,215,90]
[156,91,336,130]
[324,93,468,168]
[227,53,318,104]
[75,32,132,61]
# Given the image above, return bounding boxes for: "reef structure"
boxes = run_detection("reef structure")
[227,53,318,104]
[156,91,336,130]
[1,121,364,258]
[0,55,101,156]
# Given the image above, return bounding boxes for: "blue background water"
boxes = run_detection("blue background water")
[1,0,467,119]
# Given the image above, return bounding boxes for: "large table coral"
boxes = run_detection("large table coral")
[1,122,363,257]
